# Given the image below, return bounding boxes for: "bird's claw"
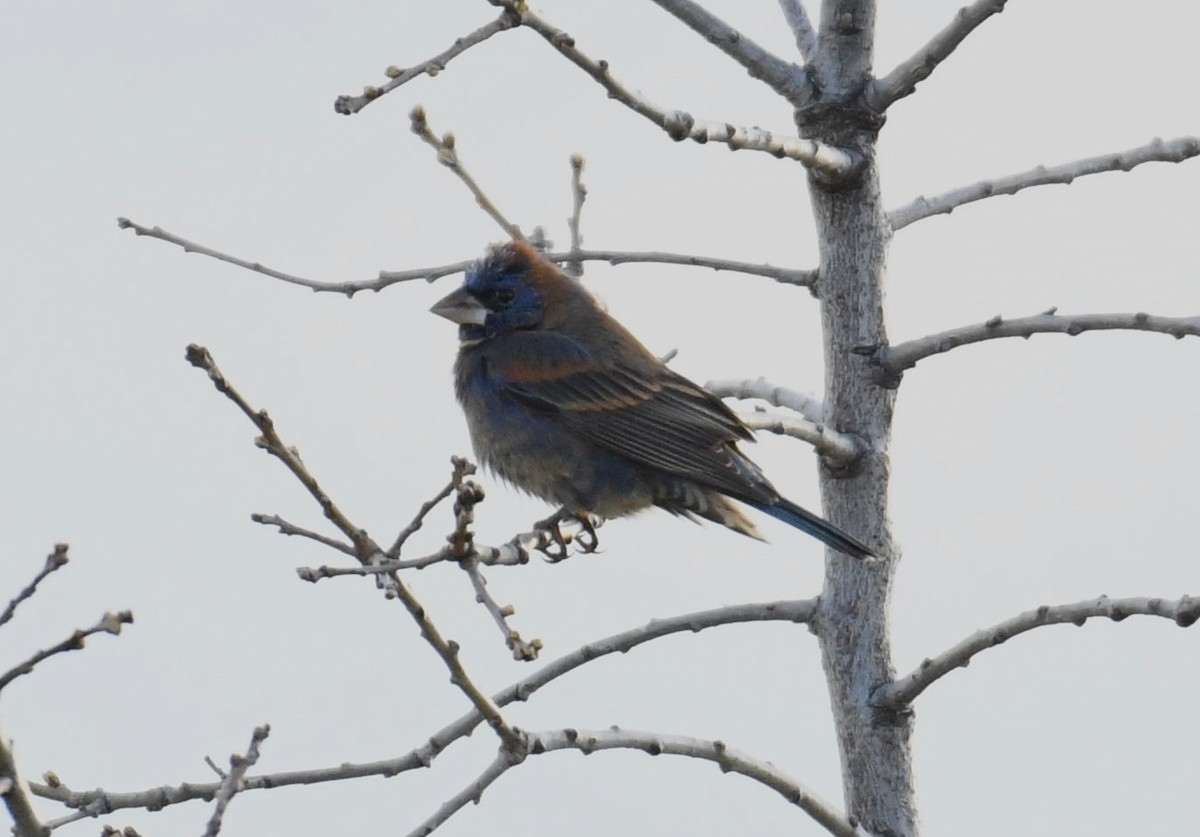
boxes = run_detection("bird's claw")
[537,520,571,563]
[533,510,600,562]
[574,516,599,554]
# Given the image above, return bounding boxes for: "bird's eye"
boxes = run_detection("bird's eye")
[489,288,516,307]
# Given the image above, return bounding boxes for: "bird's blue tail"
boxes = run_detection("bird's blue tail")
[751,497,876,559]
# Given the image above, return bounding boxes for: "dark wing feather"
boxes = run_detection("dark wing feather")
[486,332,773,504]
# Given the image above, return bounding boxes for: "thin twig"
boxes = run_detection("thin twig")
[777,0,817,61]
[404,749,521,837]
[888,136,1200,230]
[867,0,1008,110]
[303,512,580,579]
[120,215,457,294]
[444,464,542,660]
[0,720,48,837]
[251,513,355,557]
[706,377,826,423]
[565,154,587,278]
[32,600,817,815]
[874,595,1200,708]
[740,411,860,465]
[527,727,867,837]
[203,757,227,780]
[387,459,471,558]
[296,547,503,581]
[0,544,70,630]
[493,0,852,175]
[0,611,134,694]
[409,106,523,240]
[42,808,93,831]
[202,724,270,837]
[118,217,816,293]
[334,10,519,115]
[184,345,519,750]
[460,556,542,661]
[543,250,815,286]
[879,310,1200,377]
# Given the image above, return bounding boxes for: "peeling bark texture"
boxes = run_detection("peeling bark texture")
[803,5,916,834]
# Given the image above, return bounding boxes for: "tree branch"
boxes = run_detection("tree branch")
[645,0,810,103]
[706,377,826,424]
[202,725,270,837]
[0,611,134,694]
[334,10,519,115]
[183,345,520,750]
[879,310,1200,377]
[459,555,542,662]
[867,0,1008,110]
[875,595,1200,709]
[386,462,466,558]
[526,727,868,837]
[33,600,817,816]
[492,0,850,173]
[0,720,47,837]
[409,106,524,240]
[117,218,817,293]
[252,513,356,557]
[332,1,832,170]
[740,411,860,465]
[705,378,860,464]
[888,136,1200,231]
[565,154,587,278]
[0,544,70,630]
[777,0,817,61]
[403,749,521,837]
[443,464,542,661]
[297,511,612,579]
[555,251,815,286]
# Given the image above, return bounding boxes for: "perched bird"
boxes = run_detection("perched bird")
[431,241,875,559]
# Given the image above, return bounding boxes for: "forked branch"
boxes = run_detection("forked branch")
[33,600,817,817]
[183,345,519,749]
[118,218,817,293]
[202,725,271,837]
[505,0,848,172]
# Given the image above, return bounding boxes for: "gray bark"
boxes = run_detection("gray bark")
[804,2,917,834]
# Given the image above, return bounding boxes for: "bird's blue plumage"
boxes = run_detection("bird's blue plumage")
[431,241,875,559]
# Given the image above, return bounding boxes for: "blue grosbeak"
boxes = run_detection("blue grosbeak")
[431,241,874,559]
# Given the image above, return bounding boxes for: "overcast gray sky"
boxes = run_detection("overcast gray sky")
[2,2,1197,835]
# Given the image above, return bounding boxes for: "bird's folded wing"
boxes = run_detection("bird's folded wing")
[489,335,771,502]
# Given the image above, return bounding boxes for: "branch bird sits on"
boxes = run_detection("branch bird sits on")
[431,241,875,560]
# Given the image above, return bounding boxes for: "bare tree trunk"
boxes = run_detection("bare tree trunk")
[810,153,913,835]
[805,3,915,835]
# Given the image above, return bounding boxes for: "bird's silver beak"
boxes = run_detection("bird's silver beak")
[430,286,488,326]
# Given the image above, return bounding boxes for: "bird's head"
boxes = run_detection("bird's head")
[431,241,559,344]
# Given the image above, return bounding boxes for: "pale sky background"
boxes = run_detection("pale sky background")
[2,1,1197,835]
